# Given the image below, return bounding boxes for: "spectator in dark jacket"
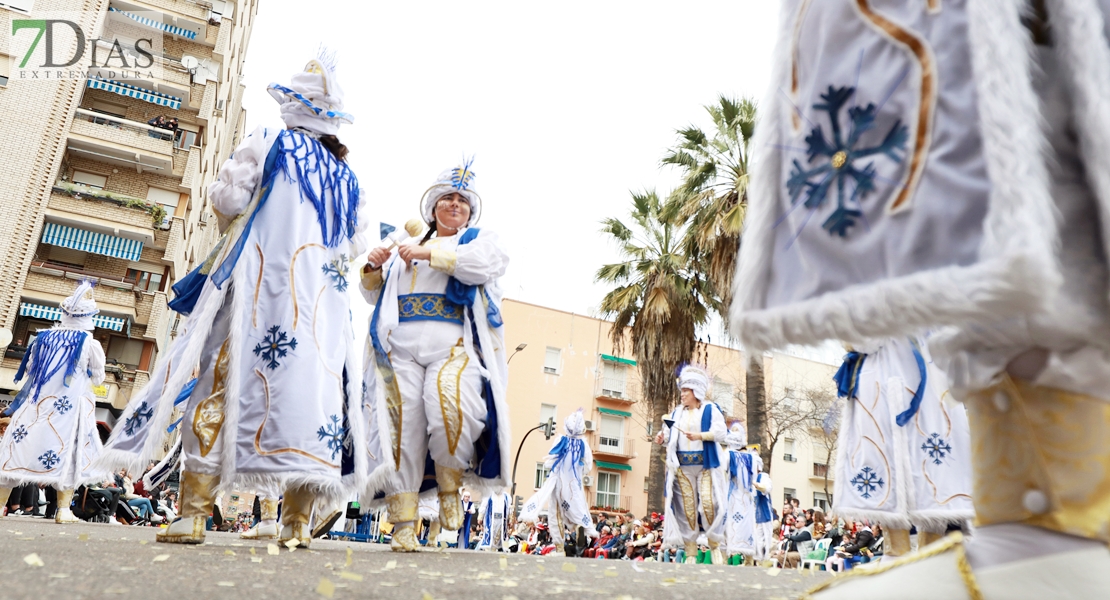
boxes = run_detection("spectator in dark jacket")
[825,526,875,572]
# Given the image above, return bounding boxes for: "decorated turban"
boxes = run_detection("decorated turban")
[267,50,353,136]
[677,364,710,401]
[564,408,586,438]
[60,280,98,331]
[420,157,482,226]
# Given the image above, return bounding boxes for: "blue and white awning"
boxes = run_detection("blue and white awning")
[87,77,182,110]
[19,302,126,332]
[42,222,144,262]
[108,6,197,40]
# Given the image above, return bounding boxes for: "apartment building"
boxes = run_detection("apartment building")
[0,0,257,438]
[501,299,840,519]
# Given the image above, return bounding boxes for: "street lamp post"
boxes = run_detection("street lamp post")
[507,342,527,363]
[509,423,544,508]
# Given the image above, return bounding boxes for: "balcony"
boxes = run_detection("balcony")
[137,291,170,349]
[67,109,174,174]
[589,433,635,460]
[158,217,186,278]
[49,186,161,234]
[811,462,834,481]
[175,145,201,187]
[594,376,635,404]
[108,0,210,43]
[590,496,632,513]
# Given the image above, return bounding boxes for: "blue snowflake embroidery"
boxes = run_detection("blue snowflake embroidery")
[786,85,909,237]
[252,325,298,370]
[38,449,60,470]
[850,466,885,499]
[11,425,27,443]
[321,254,350,292]
[560,500,571,513]
[316,414,346,460]
[124,401,154,437]
[53,396,72,415]
[921,433,953,465]
[732,512,745,524]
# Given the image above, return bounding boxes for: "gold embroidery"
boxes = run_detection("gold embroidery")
[676,468,698,531]
[1,397,66,474]
[926,0,942,14]
[260,498,279,521]
[398,294,464,323]
[968,377,1110,543]
[699,469,715,526]
[289,243,325,331]
[253,243,264,328]
[387,491,419,523]
[252,369,340,467]
[375,350,404,470]
[429,249,458,274]
[922,459,973,505]
[854,381,887,445]
[790,0,816,131]
[437,346,469,455]
[854,0,937,213]
[193,339,230,457]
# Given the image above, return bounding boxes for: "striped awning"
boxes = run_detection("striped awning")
[87,77,182,110]
[42,222,144,262]
[595,460,632,472]
[598,408,632,418]
[108,6,197,40]
[19,302,126,332]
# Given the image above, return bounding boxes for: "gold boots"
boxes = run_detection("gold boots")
[683,541,698,564]
[157,472,219,544]
[436,466,464,531]
[0,488,10,518]
[279,485,314,548]
[918,530,946,548]
[241,498,279,540]
[54,489,79,524]
[708,541,724,565]
[388,492,419,552]
[885,528,912,558]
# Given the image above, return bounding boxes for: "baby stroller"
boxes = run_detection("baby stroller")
[72,486,113,523]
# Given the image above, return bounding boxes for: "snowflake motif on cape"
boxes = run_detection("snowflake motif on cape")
[525,502,537,513]
[11,425,27,443]
[124,401,154,436]
[732,511,745,524]
[850,466,885,499]
[561,500,571,513]
[252,325,298,370]
[38,449,60,469]
[786,85,909,237]
[321,255,349,292]
[53,396,72,415]
[316,414,347,460]
[921,433,953,465]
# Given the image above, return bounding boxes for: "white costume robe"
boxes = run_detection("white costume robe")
[661,402,728,547]
[477,491,511,551]
[518,427,599,542]
[0,327,106,488]
[752,465,775,562]
[833,338,973,532]
[724,448,757,558]
[361,228,511,501]
[100,126,369,503]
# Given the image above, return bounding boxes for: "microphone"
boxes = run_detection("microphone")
[367,219,425,268]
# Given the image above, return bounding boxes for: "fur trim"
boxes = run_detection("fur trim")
[908,508,974,532]
[216,255,248,489]
[94,447,149,475]
[730,0,1060,351]
[829,507,913,530]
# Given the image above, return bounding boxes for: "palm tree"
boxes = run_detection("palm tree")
[596,189,711,514]
[661,95,773,468]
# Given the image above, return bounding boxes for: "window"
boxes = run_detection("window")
[45,245,86,268]
[814,492,830,512]
[0,53,9,87]
[106,337,144,368]
[600,362,626,398]
[127,268,164,292]
[147,187,180,224]
[598,415,623,453]
[783,438,797,462]
[174,125,201,150]
[596,471,621,509]
[543,347,561,375]
[539,403,557,427]
[813,462,829,478]
[783,487,796,504]
[534,462,550,489]
[72,171,108,189]
[712,378,733,406]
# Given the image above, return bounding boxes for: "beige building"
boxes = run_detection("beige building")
[501,299,842,520]
[0,0,257,438]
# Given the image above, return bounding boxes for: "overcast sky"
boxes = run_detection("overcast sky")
[230,1,852,362]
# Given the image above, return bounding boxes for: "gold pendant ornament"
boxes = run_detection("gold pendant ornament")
[193,340,230,457]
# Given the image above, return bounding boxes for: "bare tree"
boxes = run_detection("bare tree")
[803,388,839,507]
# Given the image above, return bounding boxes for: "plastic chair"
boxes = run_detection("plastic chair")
[800,538,831,571]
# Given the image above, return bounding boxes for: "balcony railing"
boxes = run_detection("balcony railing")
[28,259,142,291]
[589,432,635,459]
[70,108,175,161]
[591,496,632,513]
[595,376,636,404]
[50,185,162,230]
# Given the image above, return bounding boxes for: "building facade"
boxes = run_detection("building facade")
[501,299,841,520]
[0,0,257,439]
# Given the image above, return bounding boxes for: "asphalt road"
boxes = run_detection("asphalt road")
[0,516,829,599]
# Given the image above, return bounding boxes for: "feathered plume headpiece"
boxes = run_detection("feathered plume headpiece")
[420,156,483,225]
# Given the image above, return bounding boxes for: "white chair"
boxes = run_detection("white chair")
[800,538,831,571]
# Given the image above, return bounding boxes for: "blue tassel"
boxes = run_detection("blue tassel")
[895,339,928,427]
[834,351,866,399]
[6,330,87,416]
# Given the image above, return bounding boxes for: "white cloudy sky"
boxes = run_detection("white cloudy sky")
[231,1,849,361]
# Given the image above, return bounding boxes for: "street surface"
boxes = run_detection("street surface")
[0,517,828,599]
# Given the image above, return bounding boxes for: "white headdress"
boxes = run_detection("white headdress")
[677,364,710,402]
[419,157,482,226]
[59,280,98,331]
[267,49,353,136]
[725,421,747,450]
[564,408,586,438]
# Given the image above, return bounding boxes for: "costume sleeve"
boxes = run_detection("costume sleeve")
[85,334,106,386]
[436,230,510,285]
[208,126,273,231]
[348,187,372,257]
[700,404,727,442]
[359,263,385,304]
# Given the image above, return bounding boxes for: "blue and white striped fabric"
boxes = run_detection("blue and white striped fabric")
[86,77,182,110]
[19,302,125,332]
[108,6,197,40]
[41,222,144,262]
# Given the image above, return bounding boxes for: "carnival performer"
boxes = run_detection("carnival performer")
[518,409,599,556]
[360,160,511,552]
[832,338,973,559]
[418,493,442,547]
[458,490,477,549]
[477,489,512,552]
[97,53,368,547]
[723,422,756,565]
[240,484,280,540]
[656,365,727,564]
[733,1,1110,595]
[0,281,107,523]
[751,450,773,565]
